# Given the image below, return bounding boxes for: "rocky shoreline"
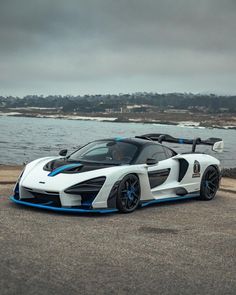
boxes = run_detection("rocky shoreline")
[221,168,236,179]
[1,109,236,130]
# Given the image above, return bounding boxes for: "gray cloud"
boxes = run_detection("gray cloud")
[0,0,236,95]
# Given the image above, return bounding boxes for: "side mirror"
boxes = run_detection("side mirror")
[59,149,68,156]
[146,158,158,165]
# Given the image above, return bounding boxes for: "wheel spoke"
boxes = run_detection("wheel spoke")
[123,196,129,207]
[208,171,216,179]
[209,173,217,181]
[133,198,138,204]
[209,182,217,189]
[132,179,138,186]
[127,199,133,209]
[206,183,215,194]
[208,186,215,193]
[125,181,129,189]
[132,192,138,199]
[206,187,211,196]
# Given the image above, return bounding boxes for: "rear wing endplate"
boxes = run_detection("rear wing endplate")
[136,134,224,153]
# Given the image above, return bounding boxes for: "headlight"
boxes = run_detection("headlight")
[13,168,25,198]
[18,168,25,181]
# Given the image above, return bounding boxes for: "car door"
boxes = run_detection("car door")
[136,144,179,193]
[144,145,171,189]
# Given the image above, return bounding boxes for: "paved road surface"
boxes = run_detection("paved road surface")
[0,185,235,295]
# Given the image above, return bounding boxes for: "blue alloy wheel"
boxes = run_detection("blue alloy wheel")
[117,174,141,213]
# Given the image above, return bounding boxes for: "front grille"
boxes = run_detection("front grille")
[22,187,61,207]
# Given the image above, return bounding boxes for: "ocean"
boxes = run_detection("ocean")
[0,115,235,168]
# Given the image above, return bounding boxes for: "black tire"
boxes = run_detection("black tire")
[200,166,220,200]
[116,174,141,213]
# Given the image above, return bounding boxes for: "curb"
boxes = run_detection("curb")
[0,181,15,185]
[219,188,236,194]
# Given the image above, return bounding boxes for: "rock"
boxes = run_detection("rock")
[221,168,236,179]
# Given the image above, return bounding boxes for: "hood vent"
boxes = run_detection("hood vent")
[48,163,83,177]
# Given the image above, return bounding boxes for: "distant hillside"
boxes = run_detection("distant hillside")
[0,93,236,113]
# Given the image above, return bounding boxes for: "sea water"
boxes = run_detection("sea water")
[0,116,235,168]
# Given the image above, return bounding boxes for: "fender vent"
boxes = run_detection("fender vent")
[178,159,189,182]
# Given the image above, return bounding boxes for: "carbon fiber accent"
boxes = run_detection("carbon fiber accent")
[148,169,170,189]
[21,195,61,207]
[107,181,120,209]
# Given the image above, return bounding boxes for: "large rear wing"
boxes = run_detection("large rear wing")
[136,133,224,153]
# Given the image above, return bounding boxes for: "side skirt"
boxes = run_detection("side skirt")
[140,192,200,208]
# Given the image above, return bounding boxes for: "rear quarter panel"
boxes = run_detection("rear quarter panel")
[174,153,220,192]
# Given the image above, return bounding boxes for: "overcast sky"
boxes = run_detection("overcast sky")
[0,0,236,96]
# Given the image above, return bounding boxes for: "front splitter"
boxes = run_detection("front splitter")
[10,196,118,214]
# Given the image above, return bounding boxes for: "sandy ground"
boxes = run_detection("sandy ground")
[0,165,24,184]
[0,166,236,295]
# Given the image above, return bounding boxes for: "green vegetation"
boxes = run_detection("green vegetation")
[0,93,236,114]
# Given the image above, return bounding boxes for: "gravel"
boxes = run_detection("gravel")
[0,184,236,295]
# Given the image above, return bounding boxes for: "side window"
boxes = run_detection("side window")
[136,144,167,164]
[83,147,108,157]
[163,146,175,158]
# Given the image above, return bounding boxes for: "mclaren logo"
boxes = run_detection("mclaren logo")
[192,160,201,178]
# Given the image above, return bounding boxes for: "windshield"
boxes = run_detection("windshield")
[68,140,138,164]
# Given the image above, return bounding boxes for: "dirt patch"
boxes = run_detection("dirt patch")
[139,226,179,235]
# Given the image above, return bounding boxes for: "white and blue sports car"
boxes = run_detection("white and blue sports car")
[11,134,224,213]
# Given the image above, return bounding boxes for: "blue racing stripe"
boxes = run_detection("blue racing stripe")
[48,163,82,177]
[115,136,125,141]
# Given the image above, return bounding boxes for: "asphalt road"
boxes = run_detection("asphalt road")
[0,185,235,295]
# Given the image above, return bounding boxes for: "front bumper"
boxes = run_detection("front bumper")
[10,195,118,214]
